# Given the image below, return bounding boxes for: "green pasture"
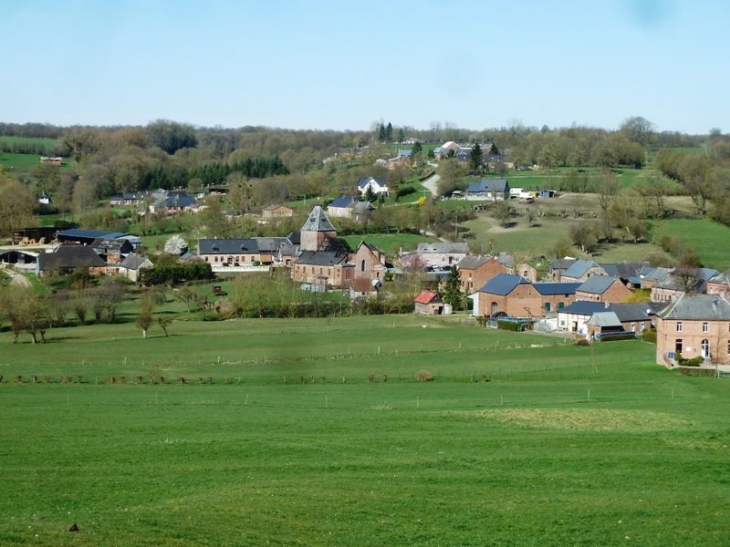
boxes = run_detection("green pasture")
[0,135,58,150]
[656,218,730,271]
[0,152,43,173]
[1,316,730,546]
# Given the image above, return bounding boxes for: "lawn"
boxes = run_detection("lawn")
[656,218,730,271]
[1,316,729,546]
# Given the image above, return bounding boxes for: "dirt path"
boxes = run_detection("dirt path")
[1,265,32,289]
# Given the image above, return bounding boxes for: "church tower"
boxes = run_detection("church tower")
[300,206,337,251]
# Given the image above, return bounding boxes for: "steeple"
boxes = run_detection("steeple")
[300,206,337,251]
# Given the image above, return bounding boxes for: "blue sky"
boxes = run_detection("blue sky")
[2,0,728,134]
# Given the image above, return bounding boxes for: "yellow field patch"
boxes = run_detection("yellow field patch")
[442,408,693,432]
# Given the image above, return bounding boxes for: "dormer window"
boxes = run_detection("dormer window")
[212,245,219,252]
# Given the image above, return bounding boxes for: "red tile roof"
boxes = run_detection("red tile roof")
[414,290,439,305]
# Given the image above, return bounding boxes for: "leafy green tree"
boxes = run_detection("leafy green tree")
[146,120,198,154]
[0,173,37,237]
[436,158,466,196]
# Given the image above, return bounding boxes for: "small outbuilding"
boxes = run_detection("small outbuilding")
[414,290,444,315]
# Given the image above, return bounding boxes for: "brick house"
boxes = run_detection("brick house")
[655,294,730,365]
[457,255,510,293]
[469,274,579,318]
[574,275,632,303]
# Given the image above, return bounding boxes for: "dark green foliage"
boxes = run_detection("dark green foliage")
[139,262,214,286]
[469,143,483,173]
[597,333,636,342]
[642,329,657,343]
[497,319,521,331]
[676,353,704,367]
[396,186,416,198]
[146,120,198,154]
[441,265,462,310]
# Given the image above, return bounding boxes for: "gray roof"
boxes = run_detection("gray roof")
[198,239,261,254]
[301,206,336,232]
[600,262,648,280]
[329,196,358,208]
[198,237,290,255]
[576,275,617,295]
[610,303,652,322]
[558,301,608,316]
[708,269,730,286]
[643,266,672,283]
[658,294,730,321]
[549,258,577,271]
[91,237,133,252]
[38,244,106,270]
[119,253,152,270]
[416,242,469,254]
[458,255,490,270]
[477,273,530,295]
[534,282,581,296]
[586,311,622,327]
[562,259,601,280]
[466,178,509,194]
[295,251,348,267]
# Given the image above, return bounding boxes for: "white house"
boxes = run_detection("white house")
[357,176,389,197]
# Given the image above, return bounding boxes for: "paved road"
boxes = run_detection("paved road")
[421,173,440,197]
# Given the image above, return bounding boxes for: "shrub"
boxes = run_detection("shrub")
[642,329,657,343]
[496,319,521,332]
[574,339,590,347]
[416,370,434,382]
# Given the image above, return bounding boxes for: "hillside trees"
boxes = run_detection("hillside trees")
[0,173,37,237]
[146,120,198,154]
[437,158,467,196]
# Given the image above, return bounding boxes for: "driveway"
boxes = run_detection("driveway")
[421,173,440,197]
[1,264,31,289]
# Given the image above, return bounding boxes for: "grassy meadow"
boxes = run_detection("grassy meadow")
[1,315,730,546]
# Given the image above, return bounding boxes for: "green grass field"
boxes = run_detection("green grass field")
[1,315,729,546]
[656,218,730,271]
[0,135,59,150]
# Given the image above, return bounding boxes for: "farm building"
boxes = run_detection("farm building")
[414,290,445,315]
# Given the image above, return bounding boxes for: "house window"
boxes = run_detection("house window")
[675,339,683,353]
[361,259,366,272]
[727,340,730,355]
[676,322,683,332]
[631,322,636,332]
[702,322,709,333]
[544,302,551,312]
[557,302,565,309]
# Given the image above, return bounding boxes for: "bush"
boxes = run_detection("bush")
[642,329,657,343]
[416,370,434,382]
[574,339,590,347]
[497,319,523,332]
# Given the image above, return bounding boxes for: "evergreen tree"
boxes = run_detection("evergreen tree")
[397,128,405,143]
[378,124,386,142]
[469,143,483,173]
[442,266,463,310]
[385,122,393,142]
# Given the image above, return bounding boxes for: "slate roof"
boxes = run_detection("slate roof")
[643,266,672,283]
[549,258,577,271]
[534,282,581,296]
[119,253,152,270]
[414,290,441,305]
[610,303,652,322]
[562,259,601,280]
[329,196,359,208]
[301,206,336,232]
[478,273,530,295]
[295,251,349,267]
[586,311,622,327]
[599,262,647,280]
[708,269,730,285]
[91,237,133,252]
[657,294,730,320]
[416,242,469,254]
[58,229,127,240]
[466,178,509,194]
[165,193,198,208]
[38,244,106,270]
[254,237,291,252]
[558,301,608,316]
[576,275,617,295]
[198,239,261,254]
[458,255,490,270]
